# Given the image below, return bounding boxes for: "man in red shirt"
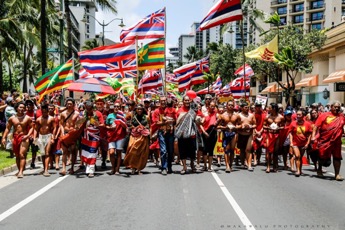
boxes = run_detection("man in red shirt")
[312,101,345,181]
[151,97,172,175]
[95,98,108,169]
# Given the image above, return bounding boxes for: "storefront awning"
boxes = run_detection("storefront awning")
[295,75,318,89]
[260,84,276,94]
[323,70,345,83]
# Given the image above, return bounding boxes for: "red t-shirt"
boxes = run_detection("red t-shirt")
[151,107,165,134]
[254,111,266,131]
[203,110,217,131]
[289,120,312,147]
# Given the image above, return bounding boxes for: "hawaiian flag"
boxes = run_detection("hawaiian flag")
[219,83,231,96]
[174,57,210,92]
[234,64,254,77]
[78,41,136,78]
[230,76,250,99]
[199,0,243,31]
[212,76,222,90]
[196,86,213,95]
[120,8,165,42]
[190,56,209,85]
[105,57,137,78]
[138,69,163,92]
[166,73,178,84]
[79,67,91,79]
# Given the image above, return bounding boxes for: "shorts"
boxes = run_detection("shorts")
[108,138,125,151]
[222,131,236,148]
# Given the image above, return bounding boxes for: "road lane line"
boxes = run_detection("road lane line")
[0,175,69,222]
[211,172,255,230]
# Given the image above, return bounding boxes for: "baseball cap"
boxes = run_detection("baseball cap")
[284,110,293,116]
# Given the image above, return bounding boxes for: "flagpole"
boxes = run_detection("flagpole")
[163,7,167,96]
[240,20,247,100]
[135,36,139,101]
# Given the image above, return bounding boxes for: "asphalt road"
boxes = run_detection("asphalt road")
[0,154,344,230]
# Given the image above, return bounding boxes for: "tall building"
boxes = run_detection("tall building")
[270,0,343,32]
[69,0,97,49]
[178,34,195,64]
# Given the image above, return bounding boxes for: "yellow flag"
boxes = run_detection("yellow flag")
[245,35,278,62]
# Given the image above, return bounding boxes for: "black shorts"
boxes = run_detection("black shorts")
[237,134,251,150]
[178,137,196,160]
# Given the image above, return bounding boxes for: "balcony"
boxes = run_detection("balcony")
[306,15,325,23]
[306,3,325,11]
[290,0,304,2]
[271,0,287,6]
[289,8,304,15]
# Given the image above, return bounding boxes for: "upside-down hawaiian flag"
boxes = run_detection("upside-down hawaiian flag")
[199,0,243,31]
[120,8,165,42]
[138,69,163,92]
[229,76,250,99]
[234,64,254,77]
[78,41,137,78]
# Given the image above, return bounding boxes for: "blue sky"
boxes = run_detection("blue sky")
[96,0,215,54]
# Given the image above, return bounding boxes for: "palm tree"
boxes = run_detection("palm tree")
[82,38,100,51]
[184,46,204,63]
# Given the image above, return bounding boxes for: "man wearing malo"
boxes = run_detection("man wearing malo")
[35,104,55,177]
[237,102,256,171]
[59,98,79,175]
[1,102,33,178]
[217,100,240,173]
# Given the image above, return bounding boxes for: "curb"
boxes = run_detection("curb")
[0,159,33,177]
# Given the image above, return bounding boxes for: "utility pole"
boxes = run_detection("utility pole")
[41,0,47,75]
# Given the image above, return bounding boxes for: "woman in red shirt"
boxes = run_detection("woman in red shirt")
[289,110,312,177]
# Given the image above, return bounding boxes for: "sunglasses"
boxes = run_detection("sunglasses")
[114,106,120,108]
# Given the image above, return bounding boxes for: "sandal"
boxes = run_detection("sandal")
[335,175,344,181]
[59,171,66,176]
[180,170,186,175]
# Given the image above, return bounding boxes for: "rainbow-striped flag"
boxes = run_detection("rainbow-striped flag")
[34,59,74,102]
[138,38,165,71]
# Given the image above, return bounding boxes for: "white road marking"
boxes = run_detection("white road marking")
[0,175,69,222]
[211,172,255,230]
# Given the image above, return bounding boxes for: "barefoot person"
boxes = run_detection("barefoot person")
[312,101,345,181]
[1,102,33,178]
[237,102,256,171]
[35,104,55,176]
[59,98,79,175]
[217,100,240,173]
[264,103,284,173]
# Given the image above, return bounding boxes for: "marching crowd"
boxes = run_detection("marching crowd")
[0,89,344,181]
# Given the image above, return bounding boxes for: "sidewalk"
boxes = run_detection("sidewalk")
[0,157,35,176]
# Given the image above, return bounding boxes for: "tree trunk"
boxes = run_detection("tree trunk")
[0,47,3,93]
[64,0,72,59]
[41,0,47,75]
[23,46,28,93]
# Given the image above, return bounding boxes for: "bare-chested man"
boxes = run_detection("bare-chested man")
[263,103,285,173]
[59,98,79,175]
[48,104,61,170]
[237,102,256,171]
[35,104,55,177]
[1,102,33,178]
[217,100,241,173]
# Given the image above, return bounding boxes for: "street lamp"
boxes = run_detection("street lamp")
[81,13,125,46]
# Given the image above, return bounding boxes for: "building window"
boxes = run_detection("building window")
[311,12,324,21]
[311,23,322,30]
[294,3,304,12]
[294,15,304,23]
[280,17,287,25]
[278,0,287,3]
[278,7,287,15]
[312,1,324,9]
